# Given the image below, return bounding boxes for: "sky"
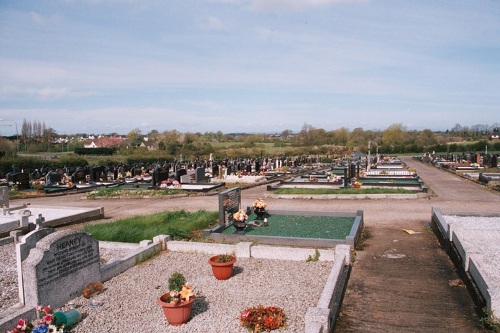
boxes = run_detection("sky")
[1,0,499,136]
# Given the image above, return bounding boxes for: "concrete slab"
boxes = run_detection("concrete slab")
[0,205,104,237]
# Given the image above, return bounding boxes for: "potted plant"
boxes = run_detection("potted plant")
[157,272,195,326]
[208,254,236,280]
[252,198,267,220]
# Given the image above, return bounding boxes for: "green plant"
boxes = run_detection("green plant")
[213,254,234,263]
[164,272,194,305]
[306,249,320,262]
[168,272,187,291]
[479,307,500,332]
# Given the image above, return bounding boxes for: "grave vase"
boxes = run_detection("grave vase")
[157,295,195,326]
[254,207,266,220]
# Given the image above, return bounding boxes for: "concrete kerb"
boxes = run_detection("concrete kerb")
[431,208,500,324]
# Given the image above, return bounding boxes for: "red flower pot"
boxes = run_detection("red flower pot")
[157,294,195,326]
[208,255,236,280]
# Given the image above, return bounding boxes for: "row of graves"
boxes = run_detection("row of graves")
[417,152,499,189]
[420,152,498,170]
[267,156,427,193]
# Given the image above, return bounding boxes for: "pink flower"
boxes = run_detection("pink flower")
[17,319,26,329]
[240,310,250,319]
[44,314,52,324]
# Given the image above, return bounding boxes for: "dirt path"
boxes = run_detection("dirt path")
[15,157,499,332]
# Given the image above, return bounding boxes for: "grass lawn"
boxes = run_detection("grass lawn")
[84,210,219,242]
[86,187,188,198]
[223,212,355,239]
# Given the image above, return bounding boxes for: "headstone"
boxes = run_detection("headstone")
[180,174,191,184]
[153,166,170,187]
[195,167,206,182]
[12,172,30,190]
[176,168,187,182]
[218,187,241,227]
[0,186,9,208]
[71,168,87,184]
[16,228,56,305]
[46,171,62,185]
[22,230,101,309]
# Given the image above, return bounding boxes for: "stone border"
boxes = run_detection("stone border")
[204,209,364,248]
[431,207,500,323]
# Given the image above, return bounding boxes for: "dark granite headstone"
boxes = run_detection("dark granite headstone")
[195,167,206,182]
[218,187,241,227]
[71,168,87,183]
[12,172,30,190]
[46,171,62,185]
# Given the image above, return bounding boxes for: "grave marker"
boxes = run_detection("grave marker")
[22,230,101,308]
[218,187,241,227]
[0,186,8,208]
[12,172,30,190]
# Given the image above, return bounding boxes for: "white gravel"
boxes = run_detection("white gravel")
[1,246,333,332]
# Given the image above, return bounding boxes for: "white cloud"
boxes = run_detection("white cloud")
[202,16,227,30]
[248,0,369,12]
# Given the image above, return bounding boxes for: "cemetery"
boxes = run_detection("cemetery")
[431,207,500,324]
[0,152,498,332]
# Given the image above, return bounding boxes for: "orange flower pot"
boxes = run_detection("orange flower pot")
[208,255,236,280]
[157,294,195,326]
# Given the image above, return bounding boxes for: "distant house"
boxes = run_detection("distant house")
[139,141,156,151]
[83,136,128,148]
[490,135,500,141]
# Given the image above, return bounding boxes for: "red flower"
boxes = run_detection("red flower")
[44,314,52,324]
[240,310,250,319]
[17,319,26,329]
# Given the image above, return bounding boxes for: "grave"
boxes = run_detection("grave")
[195,167,206,183]
[218,187,241,227]
[21,229,101,309]
[71,168,87,184]
[45,171,62,185]
[153,165,170,187]
[0,186,8,209]
[11,173,30,190]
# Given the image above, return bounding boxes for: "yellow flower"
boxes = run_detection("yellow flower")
[180,285,194,302]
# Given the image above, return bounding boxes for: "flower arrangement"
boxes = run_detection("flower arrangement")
[233,209,248,222]
[7,305,67,333]
[164,272,195,305]
[252,198,267,209]
[240,305,287,332]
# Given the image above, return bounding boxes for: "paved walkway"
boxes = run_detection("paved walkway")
[12,157,500,332]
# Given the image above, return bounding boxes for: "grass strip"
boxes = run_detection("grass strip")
[84,209,218,242]
[86,187,188,198]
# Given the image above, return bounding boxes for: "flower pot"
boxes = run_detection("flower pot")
[208,255,236,280]
[157,294,195,326]
[254,207,266,220]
